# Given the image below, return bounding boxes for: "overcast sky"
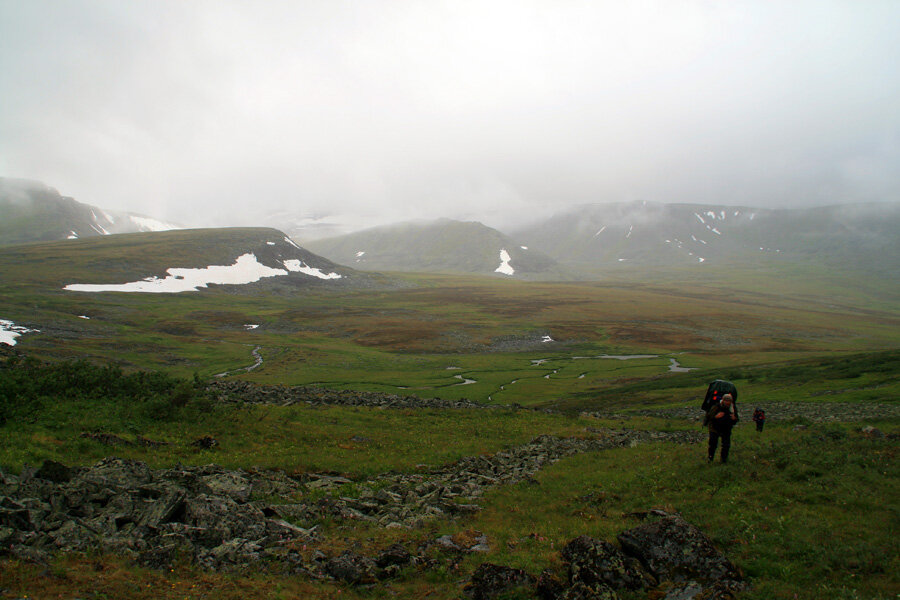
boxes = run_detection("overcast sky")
[1,1,898,231]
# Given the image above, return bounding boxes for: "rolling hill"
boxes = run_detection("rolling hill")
[0,227,353,293]
[305,218,559,277]
[0,178,180,246]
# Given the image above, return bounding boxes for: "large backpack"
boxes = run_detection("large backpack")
[702,379,738,413]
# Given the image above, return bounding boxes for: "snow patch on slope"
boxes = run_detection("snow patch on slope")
[282,259,341,280]
[130,215,179,232]
[64,252,339,293]
[495,248,515,275]
[0,319,40,346]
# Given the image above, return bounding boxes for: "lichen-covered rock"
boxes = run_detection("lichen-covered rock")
[464,562,535,600]
[617,515,742,585]
[137,490,186,529]
[200,471,252,503]
[324,550,378,584]
[561,535,655,591]
[375,543,413,578]
[79,457,153,488]
[198,537,263,569]
[558,581,619,599]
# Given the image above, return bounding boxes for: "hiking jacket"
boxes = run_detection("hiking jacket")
[706,403,737,433]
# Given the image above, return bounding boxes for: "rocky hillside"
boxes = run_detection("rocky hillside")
[305,218,558,277]
[0,178,180,246]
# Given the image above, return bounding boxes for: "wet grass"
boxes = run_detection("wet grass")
[1,237,898,597]
[2,419,896,600]
[458,420,899,599]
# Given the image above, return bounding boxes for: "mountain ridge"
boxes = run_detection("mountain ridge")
[510,200,900,276]
[0,178,180,246]
[3,177,897,279]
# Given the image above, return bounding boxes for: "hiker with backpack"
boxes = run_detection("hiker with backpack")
[752,408,766,432]
[705,393,738,463]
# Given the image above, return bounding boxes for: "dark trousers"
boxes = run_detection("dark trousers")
[755,421,764,432]
[708,428,732,463]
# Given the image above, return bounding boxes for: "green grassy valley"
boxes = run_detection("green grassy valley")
[0,231,898,599]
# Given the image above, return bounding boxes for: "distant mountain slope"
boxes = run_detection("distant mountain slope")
[305,218,558,277]
[0,178,180,246]
[512,201,900,274]
[0,227,353,292]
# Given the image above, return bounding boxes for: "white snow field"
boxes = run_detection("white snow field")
[495,249,514,275]
[64,253,340,293]
[0,319,39,346]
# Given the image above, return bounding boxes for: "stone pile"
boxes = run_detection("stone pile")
[465,514,745,600]
[0,430,701,576]
[299,431,702,530]
[208,379,493,410]
[0,458,315,572]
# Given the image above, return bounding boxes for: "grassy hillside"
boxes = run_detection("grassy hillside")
[306,218,558,276]
[0,227,348,285]
[0,230,897,598]
[0,356,897,599]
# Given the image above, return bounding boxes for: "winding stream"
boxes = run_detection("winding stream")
[214,345,264,378]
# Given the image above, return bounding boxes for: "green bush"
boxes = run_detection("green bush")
[0,357,208,426]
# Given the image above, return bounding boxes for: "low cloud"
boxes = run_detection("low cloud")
[1,1,898,231]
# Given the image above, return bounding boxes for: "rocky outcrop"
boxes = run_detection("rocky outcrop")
[561,535,656,592]
[465,515,745,600]
[0,429,700,576]
[617,515,745,598]
[0,458,313,572]
[207,379,495,410]
[296,431,701,530]
[465,563,535,600]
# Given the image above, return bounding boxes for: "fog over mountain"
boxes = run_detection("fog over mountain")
[1,1,898,233]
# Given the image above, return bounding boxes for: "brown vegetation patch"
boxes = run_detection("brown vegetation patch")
[153,320,200,336]
[185,310,254,326]
[605,324,704,348]
[397,286,576,318]
[350,318,444,350]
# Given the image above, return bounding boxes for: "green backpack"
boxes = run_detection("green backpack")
[701,379,738,413]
